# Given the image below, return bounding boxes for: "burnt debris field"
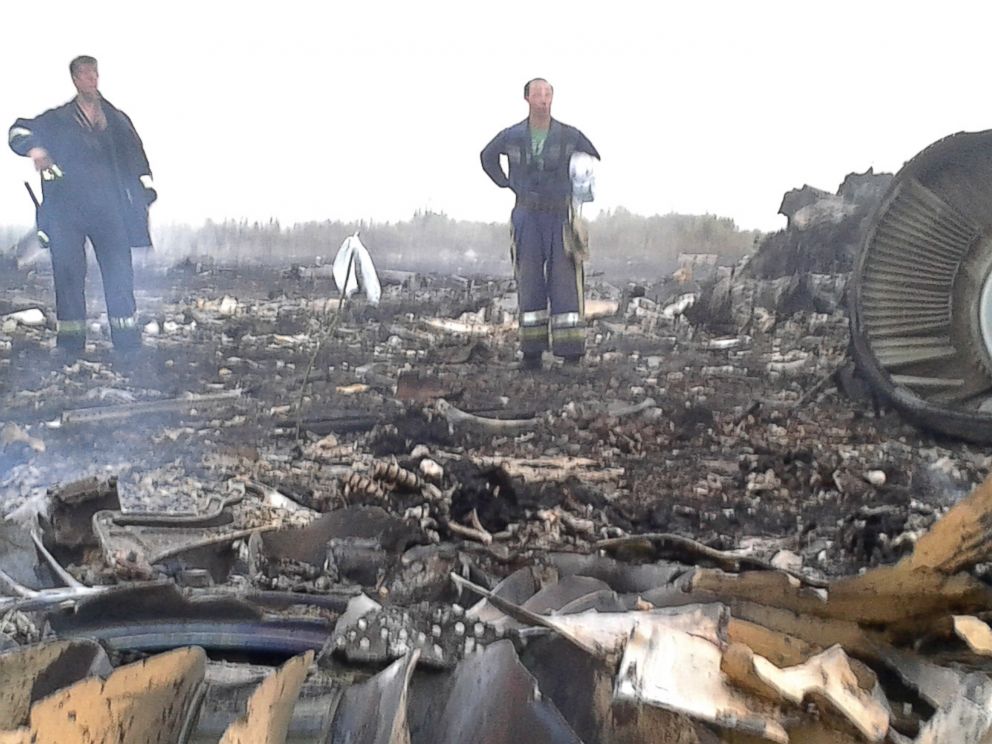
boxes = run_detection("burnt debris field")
[3,174,992,742]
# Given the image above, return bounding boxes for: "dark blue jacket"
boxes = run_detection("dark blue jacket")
[9,98,155,247]
[481,118,599,207]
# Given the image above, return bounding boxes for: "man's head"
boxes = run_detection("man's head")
[69,55,99,97]
[524,78,553,119]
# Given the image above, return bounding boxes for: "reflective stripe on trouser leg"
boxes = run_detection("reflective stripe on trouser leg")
[48,212,89,328]
[550,312,586,357]
[56,319,86,351]
[547,213,585,357]
[57,319,87,334]
[519,309,550,353]
[85,201,139,350]
[511,207,552,355]
[89,205,137,321]
[109,315,137,330]
[109,314,141,350]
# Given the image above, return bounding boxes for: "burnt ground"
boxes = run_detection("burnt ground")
[1,256,989,584]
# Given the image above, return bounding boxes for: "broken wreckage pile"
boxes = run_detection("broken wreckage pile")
[2,467,992,742]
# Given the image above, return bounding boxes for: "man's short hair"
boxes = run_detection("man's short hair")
[524,77,553,98]
[70,55,98,77]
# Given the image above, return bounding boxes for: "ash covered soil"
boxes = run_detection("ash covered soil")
[1,257,988,582]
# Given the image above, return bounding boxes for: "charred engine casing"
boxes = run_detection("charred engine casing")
[851,130,992,442]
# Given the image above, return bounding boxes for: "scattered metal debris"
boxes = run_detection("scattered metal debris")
[4,182,992,741]
[61,389,244,425]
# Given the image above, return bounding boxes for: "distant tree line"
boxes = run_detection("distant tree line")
[151,209,760,281]
[588,208,759,278]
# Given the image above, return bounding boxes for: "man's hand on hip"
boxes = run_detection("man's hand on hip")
[28,147,53,171]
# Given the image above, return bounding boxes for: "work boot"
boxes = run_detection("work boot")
[111,327,142,352]
[52,345,83,368]
[519,351,543,371]
[56,331,85,356]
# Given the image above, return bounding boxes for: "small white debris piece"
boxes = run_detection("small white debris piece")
[263,488,315,515]
[864,470,887,487]
[218,296,239,317]
[84,388,137,403]
[422,318,494,335]
[662,293,697,319]
[336,383,369,395]
[767,359,807,376]
[769,550,803,573]
[953,615,992,656]
[700,365,741,377]
[144,321,161,336]
[3,308,45,327]
[333,232,381,305]
[271,334,308,347]
[706,337,742,351]
[419,459,443,480]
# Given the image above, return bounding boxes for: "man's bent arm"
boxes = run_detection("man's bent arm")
[480,129,511,188]
[575,129,601,160]
[8,117,43,157]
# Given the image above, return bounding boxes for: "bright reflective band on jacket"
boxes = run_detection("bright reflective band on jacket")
[8,126,31,147]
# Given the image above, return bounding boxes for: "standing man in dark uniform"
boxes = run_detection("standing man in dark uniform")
[8,55,156,354]
[481,77,599,369]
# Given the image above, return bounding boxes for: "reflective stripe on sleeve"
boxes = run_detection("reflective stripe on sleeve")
[8,126,31,144]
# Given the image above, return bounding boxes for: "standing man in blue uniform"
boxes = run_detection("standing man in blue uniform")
[481,77,600,369]
[8,55,156,354]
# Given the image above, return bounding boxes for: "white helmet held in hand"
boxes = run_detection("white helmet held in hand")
[570,151,596,203]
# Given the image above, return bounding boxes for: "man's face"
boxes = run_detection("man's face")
[526,81,553,118]
[72,64,99,96]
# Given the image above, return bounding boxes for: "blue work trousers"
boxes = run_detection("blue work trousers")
[47,195,137,347]
[511,206,585,358]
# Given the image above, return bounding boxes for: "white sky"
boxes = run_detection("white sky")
[3,0,992,233]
